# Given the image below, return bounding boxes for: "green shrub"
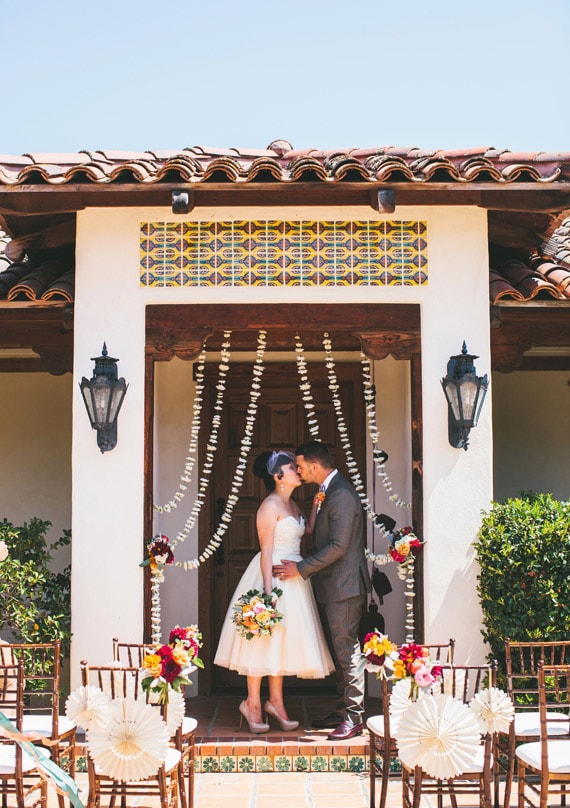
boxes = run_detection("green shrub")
[0,517,71,656]
[474,493,570,673]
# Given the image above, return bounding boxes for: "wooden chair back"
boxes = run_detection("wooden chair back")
[505,638,570,707]
[112,638,154,667]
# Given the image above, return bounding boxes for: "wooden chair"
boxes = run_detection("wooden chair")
[0,660,48,808]
[366,639,456,808]
[400,662,497,808]
[0,641,76,807]
[112,639,198,808]
[81,662,181,808]
[497,639,570,808]
[516,661,570,808]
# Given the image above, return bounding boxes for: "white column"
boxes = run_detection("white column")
[420,208,492,662]
[70,210,146,684]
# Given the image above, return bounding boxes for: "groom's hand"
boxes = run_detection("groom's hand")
[272,560,299,580]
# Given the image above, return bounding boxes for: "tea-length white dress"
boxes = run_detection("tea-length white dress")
[214,515,335,678]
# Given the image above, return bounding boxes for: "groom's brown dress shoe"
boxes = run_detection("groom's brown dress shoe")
[327,719,364,741]
[311,712,343,730]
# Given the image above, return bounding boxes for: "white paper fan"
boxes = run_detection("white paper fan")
[145,687,186,734]
[65,685,112,730]
[389,677,414,733]
[395,693,481,779]
[470,687,514,735]
[88,696,169,781]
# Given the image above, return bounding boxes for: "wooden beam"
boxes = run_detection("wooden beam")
[491,304,570,372]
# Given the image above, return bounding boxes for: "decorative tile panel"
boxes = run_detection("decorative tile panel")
[140,220,428,287]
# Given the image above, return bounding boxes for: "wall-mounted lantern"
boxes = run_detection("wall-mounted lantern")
[79,343,128,453]
[441,342,488,450]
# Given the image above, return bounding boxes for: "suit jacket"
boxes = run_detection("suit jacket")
[297,472,371,604]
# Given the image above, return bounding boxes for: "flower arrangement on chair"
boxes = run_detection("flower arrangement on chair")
[232,588,283,640]
[141,625,204,705]
[360,631,443,699]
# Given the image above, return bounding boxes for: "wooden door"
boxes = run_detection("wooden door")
[199,361,366,693]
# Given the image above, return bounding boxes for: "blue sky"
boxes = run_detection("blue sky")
[1,0,569,156]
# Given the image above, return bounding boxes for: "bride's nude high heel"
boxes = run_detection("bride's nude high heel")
[264,701,299,731]
[239,700,269,734]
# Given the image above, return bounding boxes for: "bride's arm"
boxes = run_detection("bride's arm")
[256,501,277,595]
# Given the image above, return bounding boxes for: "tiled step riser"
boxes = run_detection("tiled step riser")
[196,753,370,773]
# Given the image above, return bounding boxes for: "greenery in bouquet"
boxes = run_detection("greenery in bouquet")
[232,587,283,640]
[141,624,203,705]
[389,526,424,565]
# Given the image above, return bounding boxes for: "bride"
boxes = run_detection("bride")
[214,449,334,733]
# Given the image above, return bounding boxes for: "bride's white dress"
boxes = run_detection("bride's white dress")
[214,515,335,678]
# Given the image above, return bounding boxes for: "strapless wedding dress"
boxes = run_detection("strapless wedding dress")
[214,515,334,678]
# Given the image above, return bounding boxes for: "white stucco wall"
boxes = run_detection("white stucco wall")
[0,372,72,570]
[71,204,491,683]
[493,370,570,502]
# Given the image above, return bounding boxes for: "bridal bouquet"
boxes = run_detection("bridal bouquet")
[141,624,204,704]
[232,587,283,640]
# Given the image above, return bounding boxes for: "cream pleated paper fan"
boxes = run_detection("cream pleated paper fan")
[469,687,514,735]
[88,697,170,781]
[65,685,112,730]
[145,687,186,734]
[389,677,414,732]
[395,693,481,780]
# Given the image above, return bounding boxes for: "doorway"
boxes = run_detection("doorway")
[199,361,366,693]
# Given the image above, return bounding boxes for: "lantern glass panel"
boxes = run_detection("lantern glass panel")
[443,380,461,421]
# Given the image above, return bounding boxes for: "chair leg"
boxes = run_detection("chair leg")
[412,766,423,808]
[517,762,525,808]
[503,733,516,808]
[378,748,390,808]
[369,737,376,808]
[188,738,195,808]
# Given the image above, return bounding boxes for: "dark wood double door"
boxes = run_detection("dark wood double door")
[199,361,366,693]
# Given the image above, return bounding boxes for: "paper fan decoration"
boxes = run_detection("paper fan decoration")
[470,687,514,735]
[65,686,112,730]
[389,677,414,733]
[145,687,186,735]
[88,697,169,781]
[395,693,481,779]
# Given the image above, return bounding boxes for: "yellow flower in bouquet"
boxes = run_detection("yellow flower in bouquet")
[143,653,162,678]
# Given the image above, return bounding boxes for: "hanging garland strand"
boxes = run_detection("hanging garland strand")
[153,347,208,513]
[360,353,411,509]
[294,335,321,439]
[174,329,268,570]
[322,332,391,537]
[169,333,232,551]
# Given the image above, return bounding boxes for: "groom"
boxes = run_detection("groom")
[273,440,371,740]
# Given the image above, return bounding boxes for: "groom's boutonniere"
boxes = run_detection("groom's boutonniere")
[315,490,326,512]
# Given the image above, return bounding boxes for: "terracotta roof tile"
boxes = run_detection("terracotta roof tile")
[0,258,74,302]
[1,144,570,187]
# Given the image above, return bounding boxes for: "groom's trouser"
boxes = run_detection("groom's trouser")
[317,593,366,724]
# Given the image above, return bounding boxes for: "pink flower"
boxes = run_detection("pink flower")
[414,666,436,688]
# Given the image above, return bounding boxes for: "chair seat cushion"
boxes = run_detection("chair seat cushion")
[366,716,385,737]
[514,711,569,738]
[181,717,198,736]
[22,714,76,737]
[0,743,50,774]
[516,740,570,774]
[94,747,182,778]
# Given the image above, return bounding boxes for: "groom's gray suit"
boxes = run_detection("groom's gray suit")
[297,472,371,724]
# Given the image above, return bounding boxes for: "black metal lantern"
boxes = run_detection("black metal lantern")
[441,342,488,451]
[79,343,128,453]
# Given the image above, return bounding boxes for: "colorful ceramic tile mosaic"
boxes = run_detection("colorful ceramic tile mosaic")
[195,754,369,773]
[140,220,428,287]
